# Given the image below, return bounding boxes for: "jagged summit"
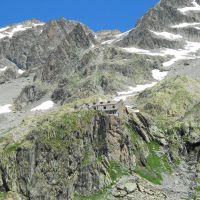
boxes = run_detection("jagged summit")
[118,0,200,48]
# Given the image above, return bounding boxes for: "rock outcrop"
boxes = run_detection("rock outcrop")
[0,110,138,199]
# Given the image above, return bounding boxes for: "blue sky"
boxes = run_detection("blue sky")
[0,0,159,32]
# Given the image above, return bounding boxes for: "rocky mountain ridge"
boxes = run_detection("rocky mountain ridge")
[1,0,200,199]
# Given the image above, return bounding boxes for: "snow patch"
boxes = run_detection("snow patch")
[0,66,7,72]
[149,30,182,40]
[18,69,25,75]
[113,82,157,102]
[31,101,54,112]
[90,43,95,48]
[0,23,45,40]
[122,47,166,56]
[0,26,9,32]
[122,40,200,67]
[152,69,168,81]
[171,22,200,28]
[101,39,115,45]
[113,68,168,102]
[162,41,200,67]
[101,30,131,45]
[178,0,200,13]
[32,23,45,27]
[0,104,12,114]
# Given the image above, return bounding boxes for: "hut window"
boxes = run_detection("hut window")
[113,106,115,108]
[104,106,106,109]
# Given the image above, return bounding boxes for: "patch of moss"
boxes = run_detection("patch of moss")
[135,166,162,185]
[126,124,141,145]
[82,152,95,167]
[147,141,160,152]
[107,160,129,182]
[195,178,200,194]
[77,187,109,200]
[162,154,172,172]
[0,192,7,200]
[196,186,200,192]
[135,142,172,185]
[4,142,22,154]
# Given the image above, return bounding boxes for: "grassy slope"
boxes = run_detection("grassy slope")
[136,76,200,128]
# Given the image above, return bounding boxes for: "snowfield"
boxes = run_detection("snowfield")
[0,104,12,114]
[122,40,200,67]
[31,101,54,112]
[162,41,200,67]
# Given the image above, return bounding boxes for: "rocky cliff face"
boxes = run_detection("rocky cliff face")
[0,110,137,199]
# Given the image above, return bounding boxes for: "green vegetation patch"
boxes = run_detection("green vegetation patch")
[136,76,200,128]
[36,110,97,150]
[126,124,141,145]
[0,192,7,200]
[107,160,129,182]
[135,142,172,185]
[82,152,95,167]
[4,143,21,154]
[77,187,109,200]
